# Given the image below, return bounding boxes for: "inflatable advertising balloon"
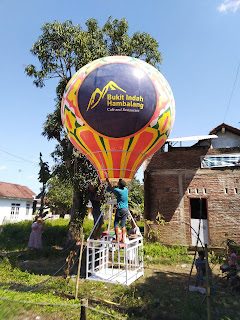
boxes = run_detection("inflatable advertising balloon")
[61,56,175,182]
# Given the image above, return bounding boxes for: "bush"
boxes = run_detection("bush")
[43,219,68,247]
[0,220,32,251]
[144,242,191,264]
[137,220,144,233]
[0,218,100,252]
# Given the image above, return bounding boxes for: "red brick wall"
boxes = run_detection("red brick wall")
[144,147,240,247]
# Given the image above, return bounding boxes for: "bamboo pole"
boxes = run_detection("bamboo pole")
[75,234,84,300]
[205,244,211,320]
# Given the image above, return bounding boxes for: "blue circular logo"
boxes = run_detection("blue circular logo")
[78,63,156,138]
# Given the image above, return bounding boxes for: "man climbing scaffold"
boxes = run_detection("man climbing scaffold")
[106,178,129,243]
[86,179,144,286]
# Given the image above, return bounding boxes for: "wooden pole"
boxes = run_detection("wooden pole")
[80,298,88,320]
[75,234,84,300]
[205,244,211,320]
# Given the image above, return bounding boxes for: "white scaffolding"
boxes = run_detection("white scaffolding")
[86,201,144,286]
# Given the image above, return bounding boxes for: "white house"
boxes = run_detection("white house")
[209,123,240,148]
[0,182,36,225]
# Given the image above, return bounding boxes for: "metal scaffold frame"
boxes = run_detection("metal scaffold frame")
[86,201,144,286]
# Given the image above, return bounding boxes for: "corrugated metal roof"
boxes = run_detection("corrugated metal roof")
[0,182,36,199]
[167,134,218,142]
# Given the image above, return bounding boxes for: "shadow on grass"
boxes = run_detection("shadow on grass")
[1,254,240,320]
[129,266,240,320]
[4,246,88,282]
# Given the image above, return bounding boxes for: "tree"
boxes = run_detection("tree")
[38,153,51,217]
[46,176,73,217]
[25,17,162,245]
[128,177,144,218]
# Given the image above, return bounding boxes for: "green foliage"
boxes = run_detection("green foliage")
[128,177,144,217]
[43,220,69,247]
[25,18,162,87]
[38,153,51,216]
[209,251,225,265]
[209,238,240,265]
[38,153,51,184]
[102,16,162,66]
[82,218,102,238]
[144,242,191,264]
[144,212,166,242]
[136,220,144,230]
[225,239,240,254]
[0,221,32,251]
[46,176,73,215]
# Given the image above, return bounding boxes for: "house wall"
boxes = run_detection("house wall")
[144,147,240,248]
[212,131,240,148]
[0,198,34,225]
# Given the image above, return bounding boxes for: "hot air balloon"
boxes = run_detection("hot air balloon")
[61,56,175,182]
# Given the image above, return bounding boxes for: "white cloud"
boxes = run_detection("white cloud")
[218,0,240,12]
[0,166,7,171]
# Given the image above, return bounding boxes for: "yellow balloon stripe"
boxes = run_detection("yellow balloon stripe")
[73,126,103,171]
[93,134,114,179]
[96,169,105,180]
[65,71,79,93]
[129,127,159,175]
[64,108,76,131]
[120,138,130,178]
[67,79,81,108]
[158,109,171,135]
[128,169,138,181]
[64,121,100,175]
[103,138,114,178]
[129,110,171,178]
[123,134,140,172]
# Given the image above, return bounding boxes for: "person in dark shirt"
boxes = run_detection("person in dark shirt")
[87,179,104,239]
[106,178,128,243]
[195,250,206,286]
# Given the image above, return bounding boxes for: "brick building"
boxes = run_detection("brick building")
[144,123,240,248]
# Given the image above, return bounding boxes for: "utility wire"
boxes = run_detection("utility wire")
[0,147,37,165]
[0,146,54,167]
[0,297,126,319]
[223,61,240,123]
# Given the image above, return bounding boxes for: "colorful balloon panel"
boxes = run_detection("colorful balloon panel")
[61,56,175,182]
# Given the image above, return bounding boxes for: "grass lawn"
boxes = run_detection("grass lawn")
[0,219,239,319]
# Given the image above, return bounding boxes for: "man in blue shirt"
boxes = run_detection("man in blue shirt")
[106,178,129,243]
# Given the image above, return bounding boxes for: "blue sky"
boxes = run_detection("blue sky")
[0,0,240,193]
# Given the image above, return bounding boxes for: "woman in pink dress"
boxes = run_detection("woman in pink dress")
[28,217,45,249]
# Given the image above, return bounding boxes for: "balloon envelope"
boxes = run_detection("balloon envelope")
[61,56,175,182]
